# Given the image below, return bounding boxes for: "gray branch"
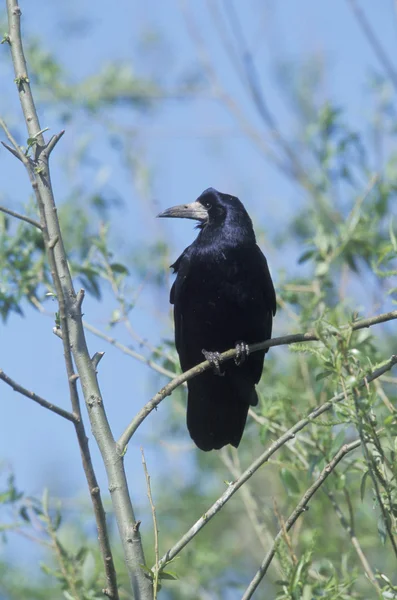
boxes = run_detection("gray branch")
[118,310,397,453]
[3,1,152,597]
[155,355,397,572]
[0,368,77,422]
[241,439,362,599]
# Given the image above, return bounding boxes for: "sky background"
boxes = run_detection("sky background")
[1,0,397,576]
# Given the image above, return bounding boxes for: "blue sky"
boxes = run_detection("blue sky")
[1,0,397,573]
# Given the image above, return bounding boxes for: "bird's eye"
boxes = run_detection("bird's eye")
[203,201,212,209]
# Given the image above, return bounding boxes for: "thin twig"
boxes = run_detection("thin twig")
[225,0,304,178]
[0,369,78,422]
[83,320,177,380]
[219,448,282,573]
[99,251,179,367]
[241,439,362,599]
[0,203,41,229]
[374,379,395,413]
[42,494,81,600]
[325,489,380,592]
[3,1,132,595]
[352,382,397,559]
[118,310,397,452]
[141,448,160,599]
[348,0,397,93]
[272,499,297,565]
[155,355,397,571]
[179,0,287,173]
[1,140,23,161]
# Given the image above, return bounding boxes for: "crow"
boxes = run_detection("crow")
[158,188,276,451]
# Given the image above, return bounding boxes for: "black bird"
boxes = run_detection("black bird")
[158,188,276,451]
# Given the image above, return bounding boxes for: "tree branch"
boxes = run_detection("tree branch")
[224,0,305,180]
[83,320,177,380]
[0,368,77,422]
[141,448,160,599]
[0,202,41,229]
[348,0,397,93]
[118,309,397,453]
[325,488,380,592]
[351,378,397,560]
[155,355,397,571]
[3,1,153,597]
[241,439,362,599]
[219,447,283,575]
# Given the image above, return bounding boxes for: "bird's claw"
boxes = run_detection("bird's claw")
[234,341,250,366]
[202,349,224,376]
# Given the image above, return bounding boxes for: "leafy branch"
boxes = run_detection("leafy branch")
[117,309,397,453]
[155,355,397,572]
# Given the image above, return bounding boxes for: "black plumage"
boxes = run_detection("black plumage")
[158,188,276,451]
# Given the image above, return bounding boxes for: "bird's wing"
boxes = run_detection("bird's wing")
[169,248,191,358]
[254,244,277,317]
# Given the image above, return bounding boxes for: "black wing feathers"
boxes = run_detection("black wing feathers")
[164,189,276,451]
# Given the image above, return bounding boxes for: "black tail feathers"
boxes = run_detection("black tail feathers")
[186,371,257,451]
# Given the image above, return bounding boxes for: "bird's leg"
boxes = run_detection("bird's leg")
[234,341,250,366]
[202,349,224,376]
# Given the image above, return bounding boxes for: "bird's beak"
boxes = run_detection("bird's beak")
[157,201,208,223]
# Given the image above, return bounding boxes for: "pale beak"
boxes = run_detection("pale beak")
[157,201,208,223]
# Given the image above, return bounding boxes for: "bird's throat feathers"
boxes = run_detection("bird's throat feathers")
[196,210,256,249]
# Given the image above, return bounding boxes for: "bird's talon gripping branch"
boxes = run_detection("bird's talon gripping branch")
[234,341,250,366]
[202,349,224,376]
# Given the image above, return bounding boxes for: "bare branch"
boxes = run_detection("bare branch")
[351,377,397,559]
[92,351,105,370]
[141,448,160,598]
[0,117,34,168]
[42,130,65,159]
[1,140,23,161]
[75,288,85,312]
[83,320,178,380]
[3,0,150,595]
[118,310,397,453]
[325,489,380,592]
[0,203,41,229]
[224,0,305,180]
[179,0,288,173]
[0,368,77,423]
[241,439,361,599]
[219,448,283,575]
[155,355,397,571]
[348,0,397,93]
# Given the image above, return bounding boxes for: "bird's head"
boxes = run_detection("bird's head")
[157,188,254,236]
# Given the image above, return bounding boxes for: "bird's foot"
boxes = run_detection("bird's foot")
[202,349,224,376]
[234,341,250,366]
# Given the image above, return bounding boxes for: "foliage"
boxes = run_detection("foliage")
[1,2,397,600]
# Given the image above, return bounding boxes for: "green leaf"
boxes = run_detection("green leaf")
[140,563,154,580]
[75,546,88,563]
[330,429,346,455]
[315,261,329,277]
[298,249,316,264]
[315,370,333,381]
[360,471,370,501]
[159,570,178,581]
[53,510,62,531]
[389,217,397,252]
[42,488,49,514]
[377,514,391,545]
[110,262,129,275]
[82,552,96,589]
[19,506,30,523]
[280,468,301,495]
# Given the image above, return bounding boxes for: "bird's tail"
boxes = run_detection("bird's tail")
[186,371,257,451]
